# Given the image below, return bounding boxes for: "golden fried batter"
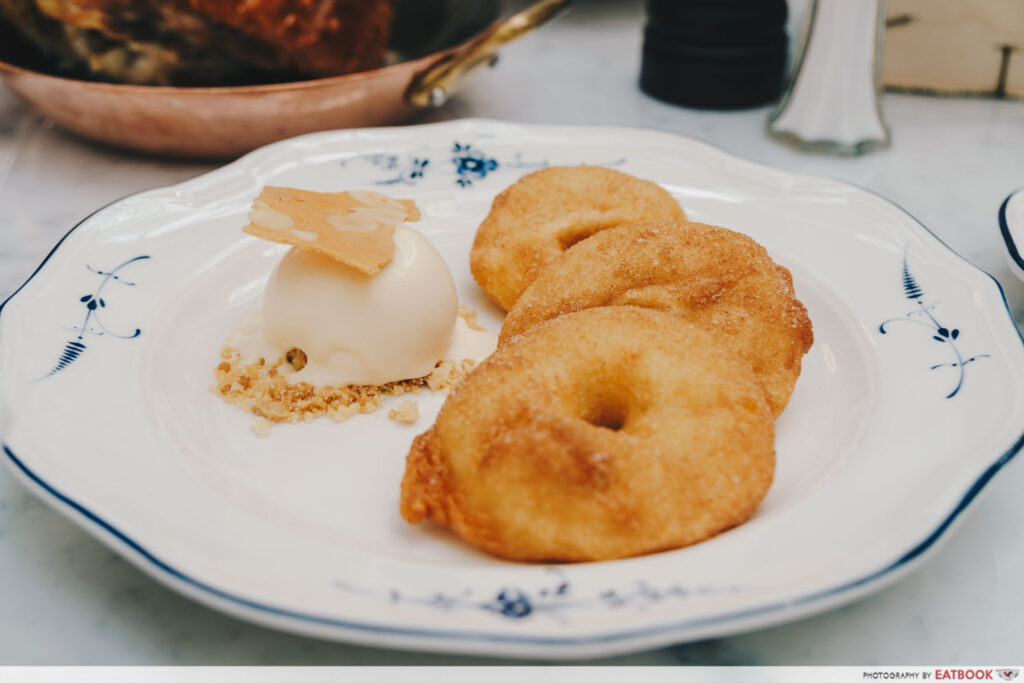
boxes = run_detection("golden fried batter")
[500,222,813,417]
[400,307,775,563]
[469,166,686,311]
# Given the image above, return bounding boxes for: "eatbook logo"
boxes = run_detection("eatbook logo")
[997,671,1019,681]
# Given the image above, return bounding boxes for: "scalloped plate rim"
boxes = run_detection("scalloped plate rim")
[2,118,1023,659]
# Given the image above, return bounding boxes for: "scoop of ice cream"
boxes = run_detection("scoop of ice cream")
[261,225,457,385]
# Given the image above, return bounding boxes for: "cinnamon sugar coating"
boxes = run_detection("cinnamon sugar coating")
[501,222,814,417]
[469,166,686,311]
[401,307,775,563]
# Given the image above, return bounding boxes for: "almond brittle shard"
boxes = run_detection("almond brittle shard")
[243,187,421,275]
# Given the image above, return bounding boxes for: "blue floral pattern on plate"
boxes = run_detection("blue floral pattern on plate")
[451,142,500,187]
[339,139,627,188]
[879,247,990,398]
[36,255,149,380]
[336,569,741,623]
[352,150,432,186]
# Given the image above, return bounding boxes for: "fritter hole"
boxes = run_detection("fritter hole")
[584,399,628,432]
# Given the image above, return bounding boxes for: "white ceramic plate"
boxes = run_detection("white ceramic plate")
[2,120,1023,660]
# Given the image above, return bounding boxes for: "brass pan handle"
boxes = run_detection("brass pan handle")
[407,0,574,108]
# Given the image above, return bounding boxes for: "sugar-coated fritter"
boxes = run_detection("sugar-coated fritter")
[400,307,775,563]
[500,222,814,417]
[469,166,686,311]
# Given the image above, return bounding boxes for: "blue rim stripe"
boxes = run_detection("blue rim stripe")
[3,125,1024,652]
[5,433,1022,648]
[998,189,1024,272]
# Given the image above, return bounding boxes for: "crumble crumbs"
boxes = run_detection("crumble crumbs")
[457,304,487,332]
[285,347,307,371]
[212,347,474,433]
[252,417,272,438]
[388,400,419,424]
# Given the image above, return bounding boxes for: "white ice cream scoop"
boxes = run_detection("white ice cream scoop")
[261,225,458,386]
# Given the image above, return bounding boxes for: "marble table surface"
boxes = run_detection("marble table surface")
[2,0,1023,667]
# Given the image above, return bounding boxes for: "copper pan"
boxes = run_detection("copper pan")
[0,0,570,159]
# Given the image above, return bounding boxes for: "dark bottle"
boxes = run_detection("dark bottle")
[640,0,789,110]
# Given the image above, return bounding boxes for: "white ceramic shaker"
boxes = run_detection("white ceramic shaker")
[768,0,891,155]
